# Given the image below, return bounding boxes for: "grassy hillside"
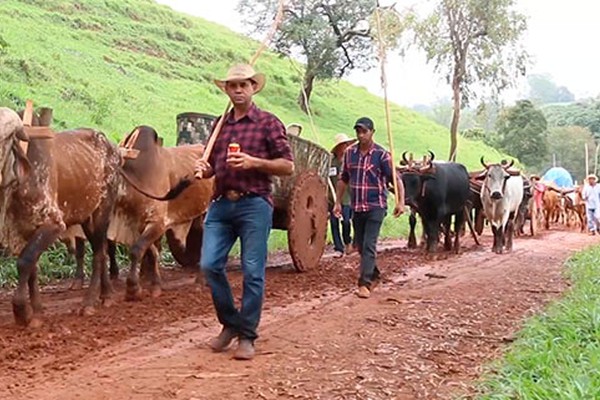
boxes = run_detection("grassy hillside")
[0,0,507,166]
[0,0,513,284]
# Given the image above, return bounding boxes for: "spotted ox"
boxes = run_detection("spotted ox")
[0,107,121,326]
[477,158,524,254]
[398,151,470,255]
[109,126,214,301]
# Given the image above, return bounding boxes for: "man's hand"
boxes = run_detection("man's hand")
[195,159,211,179]
[226,152,257,170]
[392,203,405,218]
[332,202,342,219]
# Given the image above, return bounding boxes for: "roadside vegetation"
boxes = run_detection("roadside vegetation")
[473,246,600,399]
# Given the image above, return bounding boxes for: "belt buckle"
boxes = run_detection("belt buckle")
[225,190,241,202]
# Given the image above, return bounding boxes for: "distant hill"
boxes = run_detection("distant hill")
[0,0,510,169]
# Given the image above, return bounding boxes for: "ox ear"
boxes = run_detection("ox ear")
[473,172,487,181]
[507,170,521,176]
[11,141,31,184]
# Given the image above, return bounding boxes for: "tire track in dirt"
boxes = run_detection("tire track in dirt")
[1,229,597,399]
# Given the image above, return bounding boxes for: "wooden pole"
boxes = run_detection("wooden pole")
[594,143,599,175]
[200,0,286,163]
[374,3,400,207]
[585,143,589,176]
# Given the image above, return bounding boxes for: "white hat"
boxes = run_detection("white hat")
[331,133,356,153]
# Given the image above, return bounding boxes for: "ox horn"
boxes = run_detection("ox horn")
[427,150,435,163]
[503,159,515,170]
[401,151,409,165]
[480,156,490,169]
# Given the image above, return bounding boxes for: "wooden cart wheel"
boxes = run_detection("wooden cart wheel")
[287,170,328,272]
[165,216,204,269]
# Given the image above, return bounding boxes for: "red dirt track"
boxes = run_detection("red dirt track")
[0,228,596,399]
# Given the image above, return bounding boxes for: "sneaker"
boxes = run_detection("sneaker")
[233,338,255,360]
[356,286,371,299]
[334,251,345,258]
[208,327,238,352]
[589,231,596,236]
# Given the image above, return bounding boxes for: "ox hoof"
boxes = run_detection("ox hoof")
[101,297,115,308]
[69,279,84,291]
[12,302,32,327]
[150,286,162,299]
[80,306,96,317]
[29,317,43,329]
[125,286,143,302]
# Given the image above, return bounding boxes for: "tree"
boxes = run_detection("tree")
[495,100,548,166]
[541,126,596,181]
[412,0,528,161]
[542,98,600,138]
[238,0,375,113]
[527,73,575,104]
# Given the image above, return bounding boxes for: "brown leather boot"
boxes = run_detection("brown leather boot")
[233,338,255,360]
[209,327,238,352]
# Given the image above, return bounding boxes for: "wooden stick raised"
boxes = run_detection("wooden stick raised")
[200,0,286,164]
[374,4,400,207]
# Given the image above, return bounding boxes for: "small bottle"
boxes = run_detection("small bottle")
[228,142,241,154]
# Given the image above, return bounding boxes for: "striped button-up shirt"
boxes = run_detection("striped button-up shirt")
[341,142,393,212]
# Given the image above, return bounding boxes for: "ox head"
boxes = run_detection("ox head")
[397,150,436,208]
[0,108,31,188]
[478,157,520,200]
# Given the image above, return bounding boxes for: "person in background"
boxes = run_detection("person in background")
[583,174,600,235]
[333,117,405,299]
[195,63,294,360]
[329,133,356,257]
[286,123,303,137]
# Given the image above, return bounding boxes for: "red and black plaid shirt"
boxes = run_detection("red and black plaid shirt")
[208,103,293,204]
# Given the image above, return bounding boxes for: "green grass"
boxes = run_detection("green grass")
[0,0,508,285]
[473,246,600,399]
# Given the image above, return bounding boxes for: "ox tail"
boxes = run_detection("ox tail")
[118,169,193,201]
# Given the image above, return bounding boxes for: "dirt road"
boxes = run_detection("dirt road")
[0,229,596,400]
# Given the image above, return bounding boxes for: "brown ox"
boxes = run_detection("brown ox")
[109,126,213,300]
[562,185,586,232]
[540,185,564,230]
[0,107,121,326]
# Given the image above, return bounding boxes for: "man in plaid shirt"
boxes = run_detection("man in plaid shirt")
[333,117,405,299]
[195,64,294,360]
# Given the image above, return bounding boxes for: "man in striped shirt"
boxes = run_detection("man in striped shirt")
[333,117,405,299]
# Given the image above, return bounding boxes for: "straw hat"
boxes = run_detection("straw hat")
[286,123,303,136]
[331,133,356,153]
[587,173,597,181]
[214,64,266,94]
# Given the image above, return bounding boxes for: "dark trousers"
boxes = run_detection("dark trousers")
[330,204,352,252]
[352,208,386,288]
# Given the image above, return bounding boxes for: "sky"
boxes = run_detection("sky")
[155,0,600,108]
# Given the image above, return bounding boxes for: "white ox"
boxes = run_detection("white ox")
[478,158,524,254]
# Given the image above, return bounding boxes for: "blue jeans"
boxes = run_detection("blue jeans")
[330,204,352,252]
[587,207,598,232]
[353,208,386,288]
[200,196,273,341]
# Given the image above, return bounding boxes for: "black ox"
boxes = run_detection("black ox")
[398,152,471,254]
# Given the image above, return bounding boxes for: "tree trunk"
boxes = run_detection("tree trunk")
[448,78,461,162]
[297,71,316,114]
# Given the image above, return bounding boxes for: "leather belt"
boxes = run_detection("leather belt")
[222,189,252,202]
